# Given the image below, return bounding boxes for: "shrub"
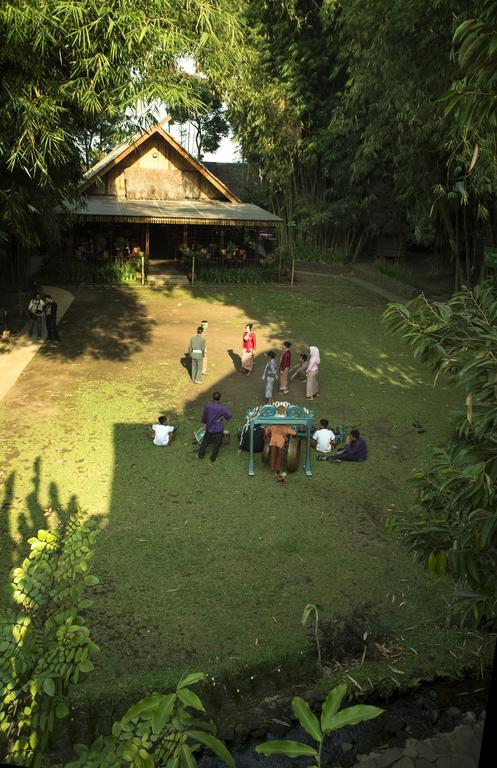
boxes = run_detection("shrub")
[194,265,276,284]
[384,281,497,627]
[293,242,346,265]
[39,256,141,284]
[373,258,418,287]
[0,512,100,767]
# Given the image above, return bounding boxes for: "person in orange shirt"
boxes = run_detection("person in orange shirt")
[265,424,296,484]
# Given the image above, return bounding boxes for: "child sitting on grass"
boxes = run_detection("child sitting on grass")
[290,353,308,382]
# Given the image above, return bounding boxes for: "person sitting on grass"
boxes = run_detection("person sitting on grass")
[311,419,336,454]
[289,353,308,382]
[318,429,367,463]
[150,416,176,447]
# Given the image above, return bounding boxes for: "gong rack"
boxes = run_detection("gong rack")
[245,401,315,477]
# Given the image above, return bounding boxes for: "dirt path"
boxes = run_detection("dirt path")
[0,286,74,401]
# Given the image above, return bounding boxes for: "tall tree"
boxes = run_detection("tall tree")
[223,0,491,280]
[171,77,230,160]
[0,0,242,278]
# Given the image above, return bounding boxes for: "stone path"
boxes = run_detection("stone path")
[352,712,484,768]
[0,285,74,402]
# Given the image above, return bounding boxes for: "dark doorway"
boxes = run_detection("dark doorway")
[149,224,183,260]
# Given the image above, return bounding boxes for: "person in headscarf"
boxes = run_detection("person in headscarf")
[241,323,256,375]
[306,346,320,400]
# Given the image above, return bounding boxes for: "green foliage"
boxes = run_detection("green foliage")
[66,674,234,768]
[40,256,141,285]
[445,1,497,128]
[224,0,492,282]
[256,684,384,767]
[195,265,275,284]
[294,241,346,265]
[0,0,242,266]
[0,513,100,767]
[373,259,418,288]
[171,77,230,160]
[384,280,497,626]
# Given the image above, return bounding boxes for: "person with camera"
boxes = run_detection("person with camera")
[27,292,45,340]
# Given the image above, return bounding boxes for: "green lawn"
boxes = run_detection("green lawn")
[0,277,490,715]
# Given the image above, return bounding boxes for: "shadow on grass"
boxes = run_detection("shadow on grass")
[37,286,156,362]
[0,458,81,591]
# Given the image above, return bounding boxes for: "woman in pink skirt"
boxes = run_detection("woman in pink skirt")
[241,323,256,375]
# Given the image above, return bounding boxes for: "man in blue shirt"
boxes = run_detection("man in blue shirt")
[318,429,368,463]
[198,391,232,462]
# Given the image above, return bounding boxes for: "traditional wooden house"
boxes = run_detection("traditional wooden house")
[68,117,282,278]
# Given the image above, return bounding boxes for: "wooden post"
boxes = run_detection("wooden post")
[109,221,113,261]
[145,223,150,258]
[290,256,295,286]
[144,223,150,286]
[191,254,195,286]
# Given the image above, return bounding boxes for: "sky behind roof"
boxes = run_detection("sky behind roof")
[166,56,240,163]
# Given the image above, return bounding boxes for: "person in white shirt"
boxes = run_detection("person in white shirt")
[28,293,46,339]
[151,416,176,447]
[311,419,336,453]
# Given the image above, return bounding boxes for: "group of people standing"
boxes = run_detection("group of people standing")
[181,320,367,477]
[240,323,321,403]
[27,292,59,342]
[187,321,320,403]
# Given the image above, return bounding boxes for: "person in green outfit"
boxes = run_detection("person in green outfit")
[188,326,206,384]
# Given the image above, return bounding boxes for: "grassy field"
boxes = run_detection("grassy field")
[0,277,491,716]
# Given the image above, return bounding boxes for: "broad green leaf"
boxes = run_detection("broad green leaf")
[325,705,384,732]
[177,672,208,690]
[178,688,205,712]
[186,730,235,768]
[55,703,69,719]
[152,694,176,734]
[42,677,55,697]
[292,697,322,742]
[321,684,347,732]
[256,740,318,758]
[122,694,162,723]
[181,744,197,768]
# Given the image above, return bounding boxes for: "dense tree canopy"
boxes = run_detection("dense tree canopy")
[221,0,494,282]
[0,0,241,278]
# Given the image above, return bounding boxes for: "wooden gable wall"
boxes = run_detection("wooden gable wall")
[86,133,228,202]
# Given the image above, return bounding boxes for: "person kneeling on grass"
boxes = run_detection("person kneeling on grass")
[151,416,177,447]
[318,429,367,463]
[311,418,337,454]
